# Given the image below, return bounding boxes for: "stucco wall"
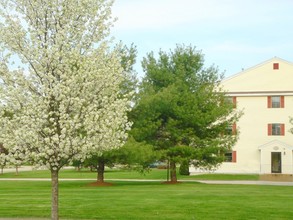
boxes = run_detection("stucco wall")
[190,58,293,174]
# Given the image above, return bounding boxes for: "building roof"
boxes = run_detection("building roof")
[222,57,293,96]
[258,140,293,150]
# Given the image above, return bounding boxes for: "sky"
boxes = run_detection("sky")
[111,0,293,78]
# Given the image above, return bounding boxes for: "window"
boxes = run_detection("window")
[226,123,237,135]
[268,123,285,136]
[272,97,281,108]
[273,63,279,70]
[226,96,237,108]
[226,126,232,135]
[224,151,237,162]
[267,96,284,108]
[272,124,281,135]
[224,152,232,162]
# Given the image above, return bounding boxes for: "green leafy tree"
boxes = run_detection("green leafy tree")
[81,137,157,183]
[83,150,116,183]
[289,118,293,134]
[115,137,159,171]
[131,45,241,183]
[179,159,190,175]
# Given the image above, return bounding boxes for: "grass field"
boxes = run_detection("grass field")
[0,180,293,219]
[0,167,260,181]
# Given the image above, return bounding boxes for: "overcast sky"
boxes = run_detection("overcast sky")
[111,0,293,78]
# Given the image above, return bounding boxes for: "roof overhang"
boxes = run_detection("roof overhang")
[227,91,293,97]
[258,140,293,151]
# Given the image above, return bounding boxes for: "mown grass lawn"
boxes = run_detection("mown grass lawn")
[0,180,293,220]
[0,167,259,181]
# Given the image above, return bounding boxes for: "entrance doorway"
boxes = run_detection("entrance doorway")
[271,152,282,173]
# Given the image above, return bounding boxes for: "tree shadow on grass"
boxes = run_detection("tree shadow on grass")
[84,180,201,187]
[87,181,114,187]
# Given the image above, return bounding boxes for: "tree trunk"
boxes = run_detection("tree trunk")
[51,169,59,220]
[15,166,18,175]
[166,159,170,182]
[170,161,177,183]
[97,160,105,183]
[76,165,81,172]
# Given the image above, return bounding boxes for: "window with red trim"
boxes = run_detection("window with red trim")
[268,123,285,136]
[232,151,237,162]
[225,96,237,108]
[224,151,237,162]
[267,96,284,108]
[273,63,279,70]
[226,123,237,135]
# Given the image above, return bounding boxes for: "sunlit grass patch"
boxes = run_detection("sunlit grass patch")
[0,180,293,219]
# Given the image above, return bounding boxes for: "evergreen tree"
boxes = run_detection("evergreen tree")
[131,45,241,182]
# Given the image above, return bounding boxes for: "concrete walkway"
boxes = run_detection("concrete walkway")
[1,177,293,186]
[195,180,293,186]
[1,166,35,174]
[2,166,293,186]
[1,166,74,174]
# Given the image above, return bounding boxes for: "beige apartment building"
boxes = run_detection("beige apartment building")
[190,57,293,174]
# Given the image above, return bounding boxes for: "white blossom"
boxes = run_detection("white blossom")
[0,0,132,172]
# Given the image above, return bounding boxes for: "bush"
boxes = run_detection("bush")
[179,160,190,175]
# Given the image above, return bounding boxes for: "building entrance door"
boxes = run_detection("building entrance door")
[271,152,282,173]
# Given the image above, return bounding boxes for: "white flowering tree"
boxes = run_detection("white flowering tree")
[0,144,9,174]
[0,153,8,174]
[0,0,132,219]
